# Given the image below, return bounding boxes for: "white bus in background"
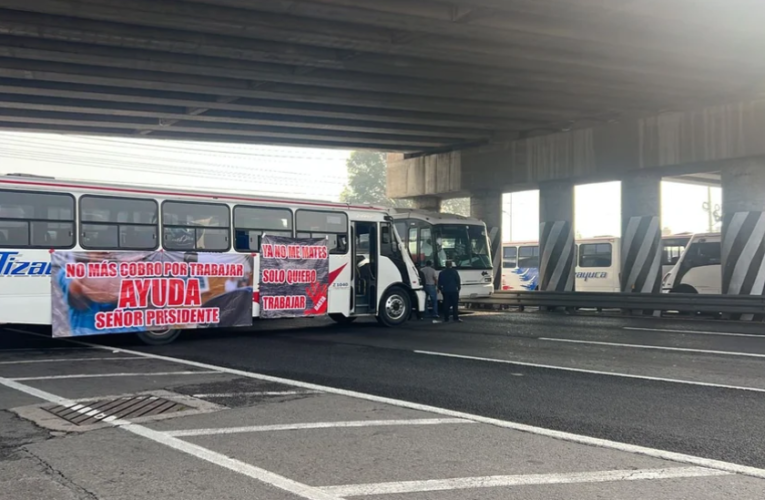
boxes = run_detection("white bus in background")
[501,236,622,292]
[662,232,721,294]
[391,210,493,299]
[501,234,693,292]
[0,174,425,344]
[661,233,692,277]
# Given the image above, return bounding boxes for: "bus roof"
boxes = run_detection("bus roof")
[0,173,388,212]
[391,208,484,225]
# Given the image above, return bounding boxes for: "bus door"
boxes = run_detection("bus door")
[352,221,378,314]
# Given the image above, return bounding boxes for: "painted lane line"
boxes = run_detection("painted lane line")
[539,337,765,358]
[414,350,765,393]
[11,329,765,480]
[166,418,471,437]
[192,390,320,398]
[0,376,343,500]
[0,347,96,353]
[0,356,145,365]
[624,327,765,338]
[10,371,221,381]
[319,467,729,497]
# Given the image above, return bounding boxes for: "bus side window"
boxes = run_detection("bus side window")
[80,195,158,250]
[518,246,539,268]
[579,243,612,268]
[408,227,418,263]
[295,210,348,254]
[503,247,517,268]
[162,201,230,252]
[419,227,435,265]
[0,190,74,249]
[233,206,293,252]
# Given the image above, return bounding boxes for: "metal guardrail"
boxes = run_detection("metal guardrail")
[463,291,765,316]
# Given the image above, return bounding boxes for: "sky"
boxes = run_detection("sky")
[0,131,722,240]
[503,181,722,242]
[0,132,350,201]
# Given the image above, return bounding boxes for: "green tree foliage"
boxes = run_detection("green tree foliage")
[441,197,470,216]
[340,151,411,207]
[340,151,471,216]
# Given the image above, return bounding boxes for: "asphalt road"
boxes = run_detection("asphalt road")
[4,311,765,498]
[83,310,765,469]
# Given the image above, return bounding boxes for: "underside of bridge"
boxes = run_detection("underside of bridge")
[0,0,763,152]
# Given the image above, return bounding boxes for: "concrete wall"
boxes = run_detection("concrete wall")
[388,99,765,198]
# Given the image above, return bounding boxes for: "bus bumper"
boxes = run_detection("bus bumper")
[414,289,426,312]
[459,283,494,300]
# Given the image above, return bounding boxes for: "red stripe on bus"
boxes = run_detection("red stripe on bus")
[0,178,381,211]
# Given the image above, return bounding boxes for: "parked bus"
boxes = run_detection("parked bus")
[662,232,721,294]
[391,210,493,299]
[0,174,425,344]
[501,236,621,292]
[661,233,692,277]
[501,234,692,292]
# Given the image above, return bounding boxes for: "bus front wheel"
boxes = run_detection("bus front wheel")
[137,328,181,346]
[377,286,411,327]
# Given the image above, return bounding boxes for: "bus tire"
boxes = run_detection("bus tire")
[136,328,181,346]
[377,286,411,327]
[329,313,357,324]
[670,285,698,315]
[671,284,698,294]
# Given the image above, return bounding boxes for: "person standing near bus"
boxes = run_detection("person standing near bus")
[420,260,439,320]
[438,260,462,323]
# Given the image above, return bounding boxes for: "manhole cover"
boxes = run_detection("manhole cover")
[43,396,189,426]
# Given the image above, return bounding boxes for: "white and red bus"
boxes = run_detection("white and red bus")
[0,174,425,344]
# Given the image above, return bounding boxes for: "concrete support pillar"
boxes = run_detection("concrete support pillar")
[411,196,441,212]
[470,190,503,290]
[621,173,662,293]
[721,158,765,299]
[539,180,575,292]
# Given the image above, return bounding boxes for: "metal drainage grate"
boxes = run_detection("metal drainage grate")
[43,396,189,426]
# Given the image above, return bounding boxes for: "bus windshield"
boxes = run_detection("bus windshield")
[431,224,492,270]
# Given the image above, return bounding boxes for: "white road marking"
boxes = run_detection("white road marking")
[414,350,765,393]
[0,377,343,500]
[192,390,320,398]
[0,347,96,352]
[540,337,765,358]
[167,418,471,437]
[319,467,729,496]
[10,328,765,480]
[624,326,765,338]
[10,371,221,381]
[0,356,145,365]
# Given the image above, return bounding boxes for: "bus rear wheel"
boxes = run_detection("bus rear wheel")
[137,328,181,346]
[329,313,357,324]
[377,286,411,327]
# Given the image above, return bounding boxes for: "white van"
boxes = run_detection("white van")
[662,233,721,294]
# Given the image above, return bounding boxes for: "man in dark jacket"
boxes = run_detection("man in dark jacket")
[438,260,462,323]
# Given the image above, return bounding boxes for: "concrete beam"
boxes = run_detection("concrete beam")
[0,90,487,140]
[0,14,690,109]
[388,151,462,199]
[183,0,761,76]
[389,98,765,197]
[0,65,519,130]
[0,109,443,150]
[0,0,750,93]
[0,43,593,121]
[721,157,765,303]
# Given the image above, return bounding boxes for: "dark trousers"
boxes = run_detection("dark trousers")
[442,291,460,321]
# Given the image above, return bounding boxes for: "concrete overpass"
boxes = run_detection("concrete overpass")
[1,0,765,300]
